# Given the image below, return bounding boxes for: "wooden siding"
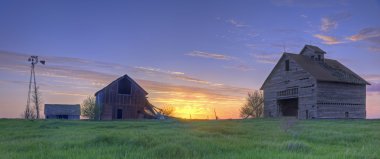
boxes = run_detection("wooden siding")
[96,76,148,120]
[316,82,366,118]
[263,53,367,119]
[44,104,81,116]
[263,54,317,119]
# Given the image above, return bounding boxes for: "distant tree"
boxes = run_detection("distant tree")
[240,90,264,119]
[23,105,36,119]
[23,86,42,119]
[160,105,175,116]
[81,96,99,120]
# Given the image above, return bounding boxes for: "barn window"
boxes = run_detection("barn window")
[118,77,132,94]
[318,55,321,61]
[285,60,289,71]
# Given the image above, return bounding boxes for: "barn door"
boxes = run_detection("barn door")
[117,109,123,119]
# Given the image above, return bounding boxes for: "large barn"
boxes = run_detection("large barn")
[95,75,156,120]
[261,45,370,119]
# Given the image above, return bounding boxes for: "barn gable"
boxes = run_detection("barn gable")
[95,74,148,96]
[95,74,156,120]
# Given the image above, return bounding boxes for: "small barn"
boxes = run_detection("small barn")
[95,74,156,120]
[261,45,370,119]
[44,104,81,119]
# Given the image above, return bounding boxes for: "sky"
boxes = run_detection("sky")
[0,0,380,119]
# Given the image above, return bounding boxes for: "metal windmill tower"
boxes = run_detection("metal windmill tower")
[26,56,45,119]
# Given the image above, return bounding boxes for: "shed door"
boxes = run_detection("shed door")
[117,109,123,119]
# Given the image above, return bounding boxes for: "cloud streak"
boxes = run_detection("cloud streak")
[186,51,232,60]
[271,0,348,7]
[321,17,337,32]
[320,12,351,32]
[226,19,248,28]
[0,51,255,119]
[133,66,223,86]
[252,53,281,64]
[313,34,343,45]
[137,79,250,118]
[347,27,380,41]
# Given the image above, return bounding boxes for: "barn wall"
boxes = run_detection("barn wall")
[45,115,79,120]
[97,77,148,120]
[263,54,317,119]
[316,82,366,118]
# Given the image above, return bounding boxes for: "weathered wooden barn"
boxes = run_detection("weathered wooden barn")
[261,45,370,119]
[44,104,80,119]
[95,74,156,120]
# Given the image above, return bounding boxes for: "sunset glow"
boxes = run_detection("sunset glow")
[0,0,379,119]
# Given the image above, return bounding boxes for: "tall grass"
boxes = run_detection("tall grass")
[0,119,379,159]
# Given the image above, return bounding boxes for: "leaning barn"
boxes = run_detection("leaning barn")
[95,74,156,120]
[261,45,370,119]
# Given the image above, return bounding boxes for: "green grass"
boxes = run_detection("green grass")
[0,118,379,159]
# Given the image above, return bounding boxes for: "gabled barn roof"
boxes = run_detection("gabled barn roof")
[261,48,370,90]
[44,104,81,116]
[95,74,148,96]
[286,53,370,85]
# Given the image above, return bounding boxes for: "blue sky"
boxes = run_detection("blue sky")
[0,0,380,119]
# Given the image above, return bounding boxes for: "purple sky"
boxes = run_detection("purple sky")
[0,0,379,119]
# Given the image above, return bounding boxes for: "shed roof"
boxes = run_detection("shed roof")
[44,104,81,116]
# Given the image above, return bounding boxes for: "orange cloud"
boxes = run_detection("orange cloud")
[347,27,380,41]
[313,34,343,45]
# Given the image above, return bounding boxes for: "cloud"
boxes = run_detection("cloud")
[320,17,337,32]
[313,34,343,45]
[363,74,380,83]
[133,66,220,85]
[347,28,380,52]
[320,12,352,32]
[0,51,255,119]
[226,19,248,28]
[224,64,255,72]
[271,0,348,7]
[134,66,184,75]
[347,27,380,41]
[186,51,255,72]
[186,51,232,60]
[137,79,250,98]
[369,46,380,53]
[363,74,380,93]
[137,79,251,119]
[252,53,280,64]
[367,83,380,92]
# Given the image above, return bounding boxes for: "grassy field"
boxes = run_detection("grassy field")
[0,118,379,159]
